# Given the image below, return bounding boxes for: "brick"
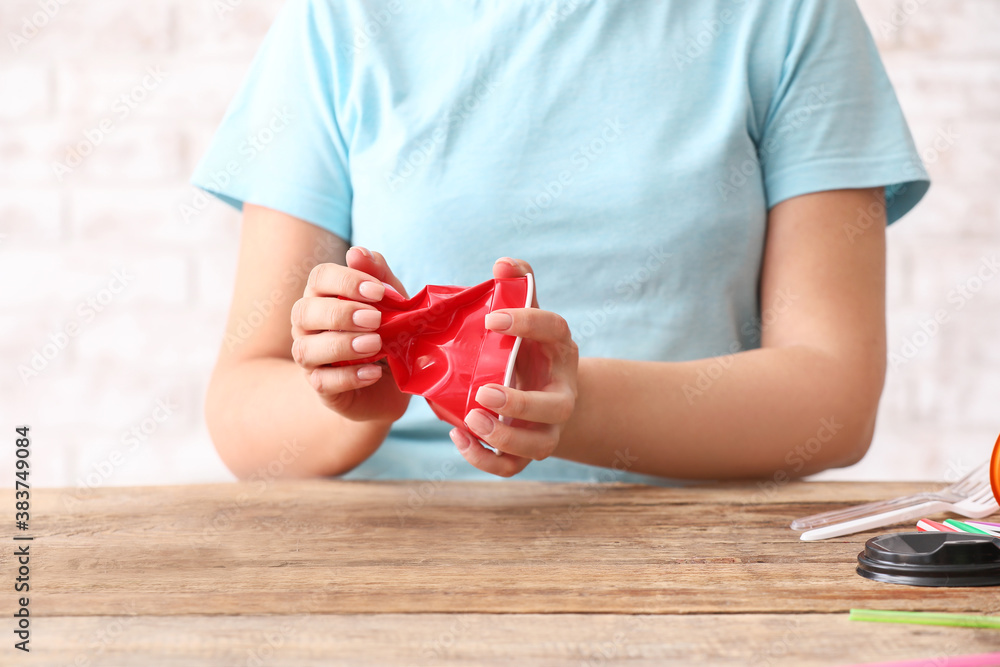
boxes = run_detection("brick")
[6,249,190,309]
[0,121,68,185]
[56,58,248,123]
[882,54,1000,123]
[68,186,238,246]
[854,0,906,51]
[53,121,184,185]
[73,307,222,373]
[109,432,233,486]
[0,63,51,120]
[906,239,1000,308]
[1,0,173,59]
[912,363,1000,428]
[895,120,998,238]
[0,188,62,241]
[0,247,64,306]
[175,0,283,59]
[897,0,1000,58]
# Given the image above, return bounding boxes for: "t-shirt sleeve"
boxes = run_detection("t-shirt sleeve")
[190,0,352,241]
[758,0,929,224]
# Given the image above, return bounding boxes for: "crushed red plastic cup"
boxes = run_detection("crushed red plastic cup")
[337,274,534,438]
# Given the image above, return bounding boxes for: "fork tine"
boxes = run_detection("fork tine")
[950,461,991,495]
[970,485,997,504]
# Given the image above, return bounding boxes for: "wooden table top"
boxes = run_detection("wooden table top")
[7,480,1000,666]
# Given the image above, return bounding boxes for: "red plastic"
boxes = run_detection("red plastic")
[338,275,534,436]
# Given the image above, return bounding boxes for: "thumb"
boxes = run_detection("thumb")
[492,257,539,308]
[346,247,409,298]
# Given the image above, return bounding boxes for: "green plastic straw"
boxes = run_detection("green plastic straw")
[850,609,1000,629]
[943,519,994,535]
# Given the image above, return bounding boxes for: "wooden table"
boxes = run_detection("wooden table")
[6,480,1000,666]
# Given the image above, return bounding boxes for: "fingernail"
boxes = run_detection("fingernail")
[352,309,381,329]
[351,246,373,258]
[485,312,513,331]
[359,281,385,301]
[476,386,506,409]
[352,333,381,354]
[451,428,472,452]
[495,257,519,268]
[465,409,494,437]
[357,365,381,381]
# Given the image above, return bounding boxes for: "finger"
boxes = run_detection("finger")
[307,364,383,397]
[291,296,381,334]
[450,428,532,478]
[306,261,386,302]
[492,257,539,308]
[473,384,574,425]
[291,331,382,369]
[485,308,574,346]
[463,409,561,461]
[346,246,409,298]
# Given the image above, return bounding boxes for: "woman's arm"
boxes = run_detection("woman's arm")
[459,187,887,479]
[204,204,401,478]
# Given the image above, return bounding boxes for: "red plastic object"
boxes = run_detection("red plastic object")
[339,275,534,436]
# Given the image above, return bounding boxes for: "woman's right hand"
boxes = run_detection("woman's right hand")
[290,246,412,422]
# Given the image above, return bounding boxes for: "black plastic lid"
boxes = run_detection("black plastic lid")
[857,532,1000,587]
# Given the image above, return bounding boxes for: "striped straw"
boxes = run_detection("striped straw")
[943,519,995,535]
[916,518,961,533]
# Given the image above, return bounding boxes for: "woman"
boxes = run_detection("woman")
[193,0,929,483]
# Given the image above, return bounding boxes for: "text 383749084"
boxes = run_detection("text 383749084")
[13,425,32,653]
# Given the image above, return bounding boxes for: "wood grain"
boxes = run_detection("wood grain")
[6,481,1000,617]
[26,613,1000,667]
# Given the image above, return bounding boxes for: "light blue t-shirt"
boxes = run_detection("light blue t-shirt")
[192,0,929,483]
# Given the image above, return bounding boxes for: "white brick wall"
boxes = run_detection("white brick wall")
[0,1,996,487]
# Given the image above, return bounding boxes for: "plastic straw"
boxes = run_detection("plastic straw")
[850,609,1000,629]
[916,518,959,532]
[967,521,1000,536]
[943,519,995,535]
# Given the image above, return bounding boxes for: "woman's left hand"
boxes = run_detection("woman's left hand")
[449,257,579,477]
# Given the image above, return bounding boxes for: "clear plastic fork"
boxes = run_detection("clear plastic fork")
[790,460,999,541]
